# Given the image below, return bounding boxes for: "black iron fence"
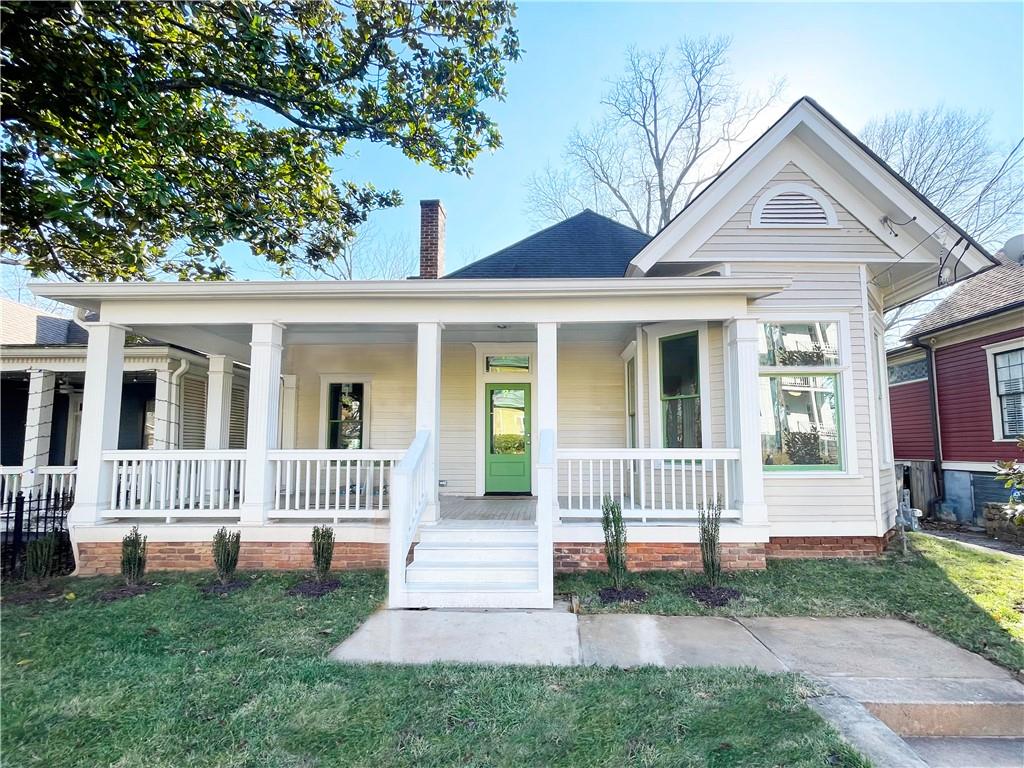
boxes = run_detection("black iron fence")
[1,489,75,579]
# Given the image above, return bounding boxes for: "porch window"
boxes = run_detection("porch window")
[326,383,365,449]
[485,354,530,372]
[994,348,1024,438]
[759,321,843,471]
[660,332,701,448]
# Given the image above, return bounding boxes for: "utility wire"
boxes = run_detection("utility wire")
[869,135,1024,289]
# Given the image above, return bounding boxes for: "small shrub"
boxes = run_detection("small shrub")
[601,495,627,590]
[211,527,241,585]
[311,525,335,583]
[698,497,723,588]
[121,526,147,586]
[25,534,57,584]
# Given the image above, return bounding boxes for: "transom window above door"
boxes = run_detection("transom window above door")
[326,382,365,449]
[485,354,530,372]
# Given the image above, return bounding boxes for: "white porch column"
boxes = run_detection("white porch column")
[70,323,126,525]
[727,318,768,527]
[279,374,298,449]
[22,370,56,491]
[152,368,175,449]
[415,322,441,522]
[535,322,557,607]
[205,355,234,450]
[241,323,283,524]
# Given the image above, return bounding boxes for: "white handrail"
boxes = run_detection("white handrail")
[268,449,403,519]
[535,429,556,606]
[555,447,740,522]
[388,430,431,608]
[103,450,246,520]
[1,465,77,498]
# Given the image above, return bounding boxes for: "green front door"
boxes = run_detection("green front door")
[484,383,531,494]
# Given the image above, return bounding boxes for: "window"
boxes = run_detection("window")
[660,332,701,448]
[485,354,529,372]
[994,348,1024,438]
[326,383,365,449]
[759,321,843,470]
[888,358,928,385]
[625,356,638,448]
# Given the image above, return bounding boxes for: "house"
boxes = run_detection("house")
[887,238,1024,522]
[27,97,999,609]
[0,298,250,497]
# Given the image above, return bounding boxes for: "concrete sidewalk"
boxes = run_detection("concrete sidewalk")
[332,609,1024,767]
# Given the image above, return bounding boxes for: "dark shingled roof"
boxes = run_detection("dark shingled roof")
[444,209,651,279]
[906,258,1024,338]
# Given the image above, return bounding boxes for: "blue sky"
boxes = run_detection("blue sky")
[182,2,1024,277]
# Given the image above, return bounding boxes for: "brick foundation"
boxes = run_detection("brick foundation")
[75,541,388,576]
[555,532,895,572]
[554,542,767,572]
[764,533,894,559]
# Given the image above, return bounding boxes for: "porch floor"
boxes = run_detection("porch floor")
[438,494,536,523]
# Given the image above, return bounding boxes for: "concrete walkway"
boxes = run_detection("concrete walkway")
[921,529,1024,559]
[332,609,1023,767]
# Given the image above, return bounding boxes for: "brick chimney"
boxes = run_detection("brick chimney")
[419,199,446,279]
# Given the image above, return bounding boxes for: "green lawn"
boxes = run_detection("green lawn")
[557,533,1024,672]
[1,571,866,768]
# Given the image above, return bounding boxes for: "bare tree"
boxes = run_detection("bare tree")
[526,36,784,233]
[864,107,1024,344]
[293,222,417,281]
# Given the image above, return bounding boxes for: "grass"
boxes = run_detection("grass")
[557,533,1024,672]
[0,570,866,768]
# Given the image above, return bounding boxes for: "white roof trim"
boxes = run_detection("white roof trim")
[30,276,790,311]
[628,98,995,285]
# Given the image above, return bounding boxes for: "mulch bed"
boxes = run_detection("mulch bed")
[94,584,155,603]
[598,586,649,604]
[199,580,252,597]
[2,589,63,606]
[286,579,341,598]
[687,585,742,607]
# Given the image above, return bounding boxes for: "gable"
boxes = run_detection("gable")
[688,163,897,264]
[630,98,997,308]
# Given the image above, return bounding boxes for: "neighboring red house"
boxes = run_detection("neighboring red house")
[887,242,1024,522]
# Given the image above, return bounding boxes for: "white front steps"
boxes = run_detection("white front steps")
[402,524,546,608]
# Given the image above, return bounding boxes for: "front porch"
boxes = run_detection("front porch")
[37,278,787,608]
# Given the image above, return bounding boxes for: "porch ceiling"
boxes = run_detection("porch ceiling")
[129,321,640,356]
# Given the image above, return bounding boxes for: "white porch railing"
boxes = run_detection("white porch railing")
[1,467,23,499]
[268,450,403,520]
[388,430,431,607]
[0,466,77,499]
[103,450,246,519]
[555,448,741,522]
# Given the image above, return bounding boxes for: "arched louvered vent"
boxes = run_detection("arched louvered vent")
[751,183,838,228]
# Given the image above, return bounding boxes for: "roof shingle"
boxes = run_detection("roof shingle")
[444,209,651,279]
[906,260,1024,338]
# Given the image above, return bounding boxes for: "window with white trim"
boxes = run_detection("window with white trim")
[326,382,366,449]
[994,348,1024,438]
[758,322,843,470]
[660,332,701,448]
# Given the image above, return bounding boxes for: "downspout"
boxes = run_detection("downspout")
[168,359,189,449]
[910,338,944,513]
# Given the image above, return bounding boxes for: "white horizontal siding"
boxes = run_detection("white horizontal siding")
[695,163,895,261]
[440,343,476,494]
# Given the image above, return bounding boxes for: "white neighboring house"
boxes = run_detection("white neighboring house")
[29,98,998,609]
[0,298,249,497]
